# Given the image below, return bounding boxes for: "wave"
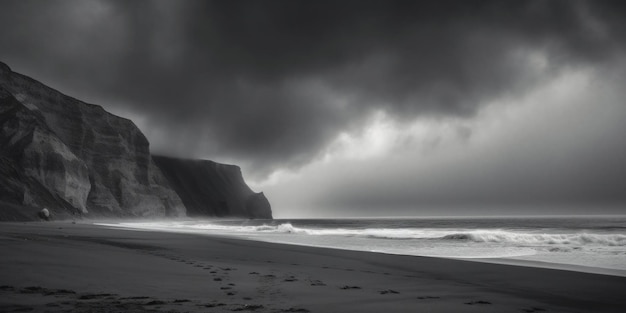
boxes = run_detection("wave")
[246,223,626,246]
[102,222,626,247]
[440,232,626,246]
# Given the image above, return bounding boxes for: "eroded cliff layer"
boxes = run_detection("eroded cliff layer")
[0,61,272,220]
[0,87,82,220]
[0,61,185,218]
[153,156,272,219]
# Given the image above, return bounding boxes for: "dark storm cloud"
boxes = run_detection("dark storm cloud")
[263,67,626,216]
[1,0,625,177]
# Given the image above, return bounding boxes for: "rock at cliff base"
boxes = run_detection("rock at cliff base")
[38,208,50,221]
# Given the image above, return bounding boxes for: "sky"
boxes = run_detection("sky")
[1,0,625,217]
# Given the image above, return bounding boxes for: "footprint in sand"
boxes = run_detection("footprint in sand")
[465,300,492,305]
[232,304,264,311]
[522,307,547,312]
[309,280,326,286]
[339,285,362,290]
[78,293,116,300]
[121,296,150,300]
[283,276,298,282]
[379,289,400,295]
[416,296,440,300]
[199,302,226,308]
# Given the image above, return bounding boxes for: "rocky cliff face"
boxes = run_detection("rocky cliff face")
[0,61,271,220]
[0,87,85,219]
[153,156,272,219]
[0,61,187,218]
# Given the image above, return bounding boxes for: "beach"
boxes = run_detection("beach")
[1,221,625,313]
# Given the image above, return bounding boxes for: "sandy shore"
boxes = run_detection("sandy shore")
[1,221,625,312]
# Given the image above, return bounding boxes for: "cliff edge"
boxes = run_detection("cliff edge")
[0,61,186,218]
[0,61,271,220]
[153,156,272,219]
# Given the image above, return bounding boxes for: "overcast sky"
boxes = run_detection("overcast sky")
[1,0,625,217]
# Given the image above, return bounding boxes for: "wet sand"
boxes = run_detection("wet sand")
[1,221,625,312]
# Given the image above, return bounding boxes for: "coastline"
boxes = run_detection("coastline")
[94,217,626,277]
[1,221,625,312]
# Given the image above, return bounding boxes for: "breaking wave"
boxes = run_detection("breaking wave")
[227,223,626,246]
[251,223,626,246]
[440,232,626,246]
[108,222,626,247]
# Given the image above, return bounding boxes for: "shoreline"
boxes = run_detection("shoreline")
[95,218,626,278]
[2,221,626,312]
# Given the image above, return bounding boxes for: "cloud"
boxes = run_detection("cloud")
[260,64,626,217]
[1,1,626,216]
[2,0,625,179]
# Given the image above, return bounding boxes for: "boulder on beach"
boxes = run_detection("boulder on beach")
[38,208,50,221]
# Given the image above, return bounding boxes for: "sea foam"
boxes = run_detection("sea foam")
[440,231,626,246]
[207,222,626,247]
[104,221,626,247]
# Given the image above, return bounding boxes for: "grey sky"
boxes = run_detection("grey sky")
[1,0,625,217]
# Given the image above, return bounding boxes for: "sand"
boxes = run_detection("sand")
[1,221,625,312]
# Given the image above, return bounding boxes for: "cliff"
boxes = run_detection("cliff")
[0,86,88,219]
[153,156,272,219]
[0,61,186,219]
[0,61,271,220]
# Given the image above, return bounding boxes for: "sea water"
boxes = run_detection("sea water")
[97,215,626,275]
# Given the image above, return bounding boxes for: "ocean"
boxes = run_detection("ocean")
[97,215,626,276]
